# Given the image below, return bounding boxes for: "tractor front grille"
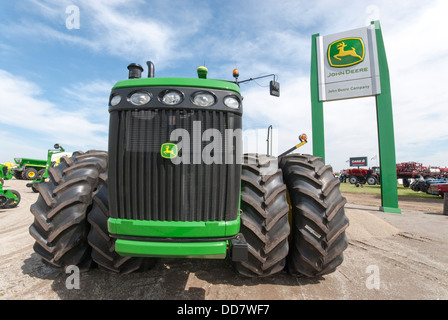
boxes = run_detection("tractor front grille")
[108,108,242,222]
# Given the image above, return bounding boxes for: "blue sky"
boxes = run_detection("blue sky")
[0,0,447,172]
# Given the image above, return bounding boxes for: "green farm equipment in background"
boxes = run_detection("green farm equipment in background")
[0,181,20,209]
[13,144,71,180]
[0,164,14,185]
[13,157,47,180]
[26,144,72,192]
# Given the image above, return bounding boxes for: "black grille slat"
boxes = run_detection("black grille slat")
[137,116,146,221]
[109,108,242,222]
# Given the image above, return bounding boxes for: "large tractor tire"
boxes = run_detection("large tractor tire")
[234,154,290,278]
[280,154,349,278]
[29,151,108,270]
[87,174,156,274]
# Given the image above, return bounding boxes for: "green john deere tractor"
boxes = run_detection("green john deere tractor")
[29,62,349,277]
[26,144,72,192]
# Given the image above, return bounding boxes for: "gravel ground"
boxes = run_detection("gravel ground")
[1,178,447,300]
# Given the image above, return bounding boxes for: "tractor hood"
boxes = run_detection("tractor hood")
[112,77,241,95]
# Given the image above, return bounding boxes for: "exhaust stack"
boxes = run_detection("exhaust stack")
[127,63,143,79]
[146,61,155,78]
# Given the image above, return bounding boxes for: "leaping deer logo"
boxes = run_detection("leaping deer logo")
[163,146,175,155]
[161,143,178,159]
[333,42,362,61]
[328,37,365,68]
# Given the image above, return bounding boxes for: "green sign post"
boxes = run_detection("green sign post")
[311,20,401,214]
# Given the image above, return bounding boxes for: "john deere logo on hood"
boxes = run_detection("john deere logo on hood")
[328,37,365,68]
[161,143,178,159]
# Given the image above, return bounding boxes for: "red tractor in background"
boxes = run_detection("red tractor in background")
[344,167,380,185]
[341,162,448,188]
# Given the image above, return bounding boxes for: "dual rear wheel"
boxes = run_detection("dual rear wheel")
[235,153,349,278]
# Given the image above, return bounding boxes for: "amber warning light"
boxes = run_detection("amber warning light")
[233,69,239,81]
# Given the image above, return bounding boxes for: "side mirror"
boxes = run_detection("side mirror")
[270,80,280,97]
[54,144,60,149]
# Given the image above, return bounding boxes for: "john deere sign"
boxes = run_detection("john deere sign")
[316,25,381,101]
[310,21,401,214]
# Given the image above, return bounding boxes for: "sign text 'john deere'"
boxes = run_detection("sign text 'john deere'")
[316,25,381,101]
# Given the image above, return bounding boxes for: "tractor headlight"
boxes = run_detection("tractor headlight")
[129,91,151,106]
[161,90,183,105]
[224,96,240,109]
[192,92,215,107]
[110,94,122,106]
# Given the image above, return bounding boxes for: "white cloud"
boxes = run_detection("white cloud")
[2,0,183,66]
[0,70,108,162]
[61,80,114,119]
[80,1,176,62]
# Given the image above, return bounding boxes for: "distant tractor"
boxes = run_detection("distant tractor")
[12,157,46,180]
[13,144,71,181]
[29,62,349,279]
[26,144,72,192]
[346,167,380,185]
